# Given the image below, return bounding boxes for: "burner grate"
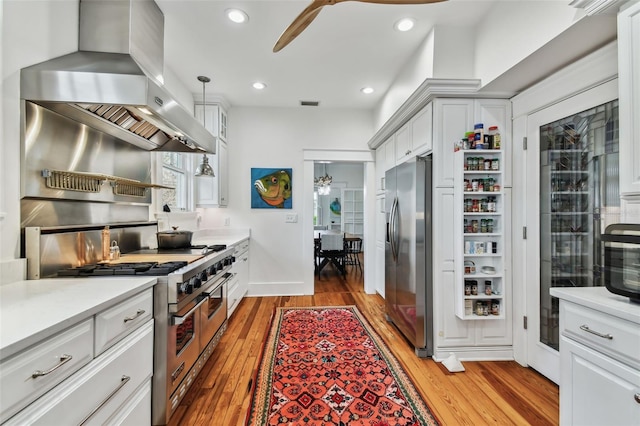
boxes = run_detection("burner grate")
[56,261,188,277]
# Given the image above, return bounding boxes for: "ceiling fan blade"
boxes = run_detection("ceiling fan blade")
[338,0,446,4]
[273,1,327,53]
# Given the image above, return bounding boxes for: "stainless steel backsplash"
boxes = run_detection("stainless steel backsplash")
[20,101,152,228]
[26,222,158,279]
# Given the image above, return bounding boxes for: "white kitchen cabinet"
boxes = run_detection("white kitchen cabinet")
[0,319,94,422]
[194,104,229,207]
[618,1,640,196]
[228,238,249,318]
[552,288,640,426]
[375,138,389,194]
[433,98,511,189]
[384,136,396,172]
[2,288,154,424]
[395,102,433,164]
[341,188,364,238]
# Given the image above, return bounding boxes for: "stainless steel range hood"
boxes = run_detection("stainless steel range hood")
[20,0,215,154]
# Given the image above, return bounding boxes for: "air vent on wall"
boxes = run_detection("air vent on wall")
[300,101,320,107]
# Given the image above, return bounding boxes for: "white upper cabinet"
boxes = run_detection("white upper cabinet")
[194,104,228,207]
[395,102,433,164]
[618,1,640,196]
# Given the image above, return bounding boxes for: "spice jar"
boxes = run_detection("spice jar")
[471,220,479,233]
[465,281,472,296]
[484,158,491,170]
[485,280,492,296]
[476,301,484,316]
[471,281,478,295]
[491,300,500,315]
[489,126,501,149]
[472,199,479,212]
[492,158,500,170]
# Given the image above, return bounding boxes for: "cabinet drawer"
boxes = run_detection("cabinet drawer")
[5,320,153,426]
[0,318,94,423]
[234,240,249,256]
[562,301,640,369]
[103,379,151,426]
[95,288,153,355]
[227,275,242,316]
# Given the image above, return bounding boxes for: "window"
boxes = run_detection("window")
[161,152,189,210]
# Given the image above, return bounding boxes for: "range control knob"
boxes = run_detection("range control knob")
[207,265,216,275]
[192,276,202,289]
[216,262,224,272]
[185,282,194,294]
[199,271,208,282]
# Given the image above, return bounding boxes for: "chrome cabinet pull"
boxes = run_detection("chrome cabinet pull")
[579,324,613,340]
[172,297,207,325]
[78,375,130,425]
[31,354,73,378]
[123,309,145,323]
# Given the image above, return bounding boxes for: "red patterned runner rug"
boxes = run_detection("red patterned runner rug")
[245,306,439,426]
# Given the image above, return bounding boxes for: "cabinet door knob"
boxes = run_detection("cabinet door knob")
[635,393,640,404]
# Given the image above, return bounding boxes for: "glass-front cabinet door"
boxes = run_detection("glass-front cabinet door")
[539,99,619,351]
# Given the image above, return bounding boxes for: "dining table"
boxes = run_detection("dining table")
[314,230,362,276]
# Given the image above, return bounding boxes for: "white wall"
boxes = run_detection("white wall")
[1,0,78,281]
[197,107,373,296]
[373,2,591,133]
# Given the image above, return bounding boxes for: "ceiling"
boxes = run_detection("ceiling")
[156,0,498,109]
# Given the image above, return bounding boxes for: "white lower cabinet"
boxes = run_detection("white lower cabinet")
[0,319,94,422]
[1,288,154,425]
[560,335,640,426]
[228,239,249,317]
[554,290,640,426]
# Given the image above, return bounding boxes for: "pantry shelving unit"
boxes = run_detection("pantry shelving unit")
[454,149,507,320]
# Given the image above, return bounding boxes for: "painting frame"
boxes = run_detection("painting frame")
[251,167,293,209]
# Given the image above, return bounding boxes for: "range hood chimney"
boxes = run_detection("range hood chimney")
[20,0,215,154]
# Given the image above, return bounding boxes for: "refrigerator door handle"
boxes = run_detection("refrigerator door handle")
[390,197,399,263]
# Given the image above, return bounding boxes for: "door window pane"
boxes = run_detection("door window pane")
[539,99,619,350]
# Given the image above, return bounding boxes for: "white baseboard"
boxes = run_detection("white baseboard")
[433,346,514,362]
[248,281,309,297]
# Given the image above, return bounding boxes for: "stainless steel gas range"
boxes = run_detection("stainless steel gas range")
[24,223,234,425]
[151,246,234,425]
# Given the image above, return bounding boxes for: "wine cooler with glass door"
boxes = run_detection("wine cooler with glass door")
[539,99,619,350]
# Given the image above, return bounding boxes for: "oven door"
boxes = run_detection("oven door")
[167,297,204,395]
[199,274,230,352]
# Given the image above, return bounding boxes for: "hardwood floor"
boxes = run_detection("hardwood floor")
[168,260,559,425]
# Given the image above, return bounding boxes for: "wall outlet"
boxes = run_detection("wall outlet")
[285,213,298,223]
[224,217,230,226]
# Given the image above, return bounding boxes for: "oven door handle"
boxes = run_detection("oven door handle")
[202,273,234,297]
[172,297,207,325]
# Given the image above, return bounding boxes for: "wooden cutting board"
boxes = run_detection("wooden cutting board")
[102,253,204,265]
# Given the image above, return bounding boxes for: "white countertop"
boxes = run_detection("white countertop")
[0,277,157,360]
[550,286,640,324]
[191,228,250,248]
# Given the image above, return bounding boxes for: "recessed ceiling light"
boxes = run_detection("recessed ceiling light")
[253,82,266,90]
[226,8,248,24]
[394,18,415,32]
[361,87,374,94]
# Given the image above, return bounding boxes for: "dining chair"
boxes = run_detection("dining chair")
[345,237,362,273]
[317,233,346,276]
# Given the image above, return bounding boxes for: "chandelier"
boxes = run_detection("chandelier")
[314,164,332,195]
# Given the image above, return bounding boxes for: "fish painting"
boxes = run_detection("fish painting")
[252,168,292,208]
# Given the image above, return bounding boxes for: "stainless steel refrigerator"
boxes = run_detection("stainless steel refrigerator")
[385,155,433,357]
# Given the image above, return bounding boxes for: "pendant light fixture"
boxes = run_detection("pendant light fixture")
[314,162,332,195]
[195,75,215,177]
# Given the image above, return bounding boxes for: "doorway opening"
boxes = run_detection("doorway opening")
[303,150,375,296]
[313,161,365,290]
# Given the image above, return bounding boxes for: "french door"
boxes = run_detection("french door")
[525,81,619,384]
